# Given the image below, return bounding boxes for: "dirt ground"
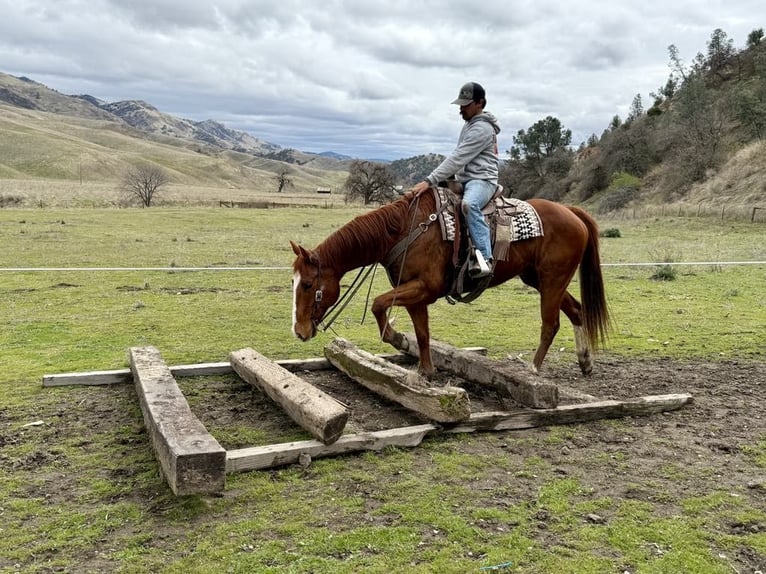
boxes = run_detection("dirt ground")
[5,354,766,572]
[185,353,766,570]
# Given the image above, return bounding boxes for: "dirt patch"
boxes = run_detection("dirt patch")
[4,355,765,571]
[179,354,765,570]
[180,355,765,454]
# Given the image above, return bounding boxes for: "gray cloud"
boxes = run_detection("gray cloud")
[1,0,764,159]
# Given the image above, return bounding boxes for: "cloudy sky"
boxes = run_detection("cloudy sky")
[1,1,763,160]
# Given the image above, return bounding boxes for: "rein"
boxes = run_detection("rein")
[314,190,444,333]
[316,264,377,332]
[382,190,447,268]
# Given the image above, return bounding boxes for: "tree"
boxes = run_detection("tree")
[668,44,690,82]
[733,75,766,140]
[704,28,736,82]
[626,93,644,124]
[343,160,397,205]
[274,167,293,193]
[120,163,169,207]
[747,28,764,49]
[509,116,572,177]
[670,75,726,180]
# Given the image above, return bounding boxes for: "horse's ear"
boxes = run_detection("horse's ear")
[290,240,308,258]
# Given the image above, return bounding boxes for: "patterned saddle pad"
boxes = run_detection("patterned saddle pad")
[435,188,544,261]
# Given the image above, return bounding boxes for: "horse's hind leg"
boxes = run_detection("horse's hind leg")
[532,288,565,373]
[560,292,592,375]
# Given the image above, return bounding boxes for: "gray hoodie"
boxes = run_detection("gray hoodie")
[425,111,501,186]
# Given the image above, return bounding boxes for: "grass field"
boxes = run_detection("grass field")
[1,206,765,573]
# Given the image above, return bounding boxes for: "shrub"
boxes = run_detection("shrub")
[600,228,622,238]
[0,194,24,207]
[598,172,641,213]
[651,264,678,281]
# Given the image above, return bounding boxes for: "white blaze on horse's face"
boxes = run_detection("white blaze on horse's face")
[291,268,317,341]
[291,270,303,339]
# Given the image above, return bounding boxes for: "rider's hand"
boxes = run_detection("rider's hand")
[409,180,431,198]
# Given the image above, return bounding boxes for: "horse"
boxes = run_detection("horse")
[290,189,611,377]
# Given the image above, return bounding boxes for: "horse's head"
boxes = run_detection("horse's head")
[290,240,341,341]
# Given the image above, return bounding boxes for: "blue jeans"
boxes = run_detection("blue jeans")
[461,179,495,261]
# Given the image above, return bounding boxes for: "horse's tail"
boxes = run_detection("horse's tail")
[569,206,612,349]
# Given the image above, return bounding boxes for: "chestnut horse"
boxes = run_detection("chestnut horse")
[290,191,610,376]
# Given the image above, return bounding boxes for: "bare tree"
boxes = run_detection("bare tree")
[120,163,169,207]
[343,160,397,204]
[274,167,293,193]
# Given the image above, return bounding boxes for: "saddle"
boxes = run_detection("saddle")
[434,182,543,304]
[382,184,543,305]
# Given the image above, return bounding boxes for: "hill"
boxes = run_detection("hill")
[501,28,766,217]
[0,72,351,203]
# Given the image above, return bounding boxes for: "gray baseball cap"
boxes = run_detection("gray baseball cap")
[451,82,486,105]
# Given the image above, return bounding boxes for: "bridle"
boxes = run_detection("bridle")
[307,256,325,327]
[301,254,377,334]
[300,190,442,334]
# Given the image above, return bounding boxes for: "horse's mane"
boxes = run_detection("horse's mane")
[318,194,423,269]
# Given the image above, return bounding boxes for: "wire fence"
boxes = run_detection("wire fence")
[1,261,765,273]
[605,204,766,223]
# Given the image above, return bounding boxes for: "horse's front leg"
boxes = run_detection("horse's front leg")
[371,280,436,376]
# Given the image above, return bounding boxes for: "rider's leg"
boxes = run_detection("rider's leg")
[461,179,495,271]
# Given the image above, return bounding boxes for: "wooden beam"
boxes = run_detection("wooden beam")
[324,338,471,423]
[391,332,559,409]
[230,348,349,445]
[446,393,693,432]
[226,424,438,472]
[226,393,692,472]
[129,346,226,496]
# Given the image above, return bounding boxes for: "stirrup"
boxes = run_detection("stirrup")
[469,250,492,278]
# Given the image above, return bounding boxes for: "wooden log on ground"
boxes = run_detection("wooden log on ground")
[226,393,692,472]
[227,424,438,472]
[325,338,471,422]
[391,332,559,409]
[229,348,349,445]
[129,346,226,496]
[447,393,693,432]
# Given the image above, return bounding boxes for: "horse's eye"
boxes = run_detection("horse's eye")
[301,281,312,290]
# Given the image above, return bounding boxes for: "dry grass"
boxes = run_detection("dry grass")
[0,179,350,208]
[0,103,350,201]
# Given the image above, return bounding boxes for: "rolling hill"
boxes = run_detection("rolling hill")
[0,72,352,202]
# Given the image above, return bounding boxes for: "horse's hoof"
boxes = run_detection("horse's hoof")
[416,366,435,379]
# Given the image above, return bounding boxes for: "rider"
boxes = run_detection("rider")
[410,81,501,278]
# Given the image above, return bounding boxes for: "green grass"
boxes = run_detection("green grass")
[0,207,765,573]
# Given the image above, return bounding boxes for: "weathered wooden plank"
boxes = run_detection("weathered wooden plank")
[324,338,471,423]
[129,346,226,496]
[446,393,693,432]
[226,424,438,472]
[391,332,559,409]
[43,368,135,387]
[226,394,692,472]
[230,348,349,445]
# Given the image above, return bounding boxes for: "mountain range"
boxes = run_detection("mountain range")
[0,72,354,166]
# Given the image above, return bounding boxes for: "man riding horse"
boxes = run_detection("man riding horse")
[410,82,500,279]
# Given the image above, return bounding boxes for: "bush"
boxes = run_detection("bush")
[0,194,24,207]
[600,228,622,238]
[598,172,641,213]
[651,264,678,281]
